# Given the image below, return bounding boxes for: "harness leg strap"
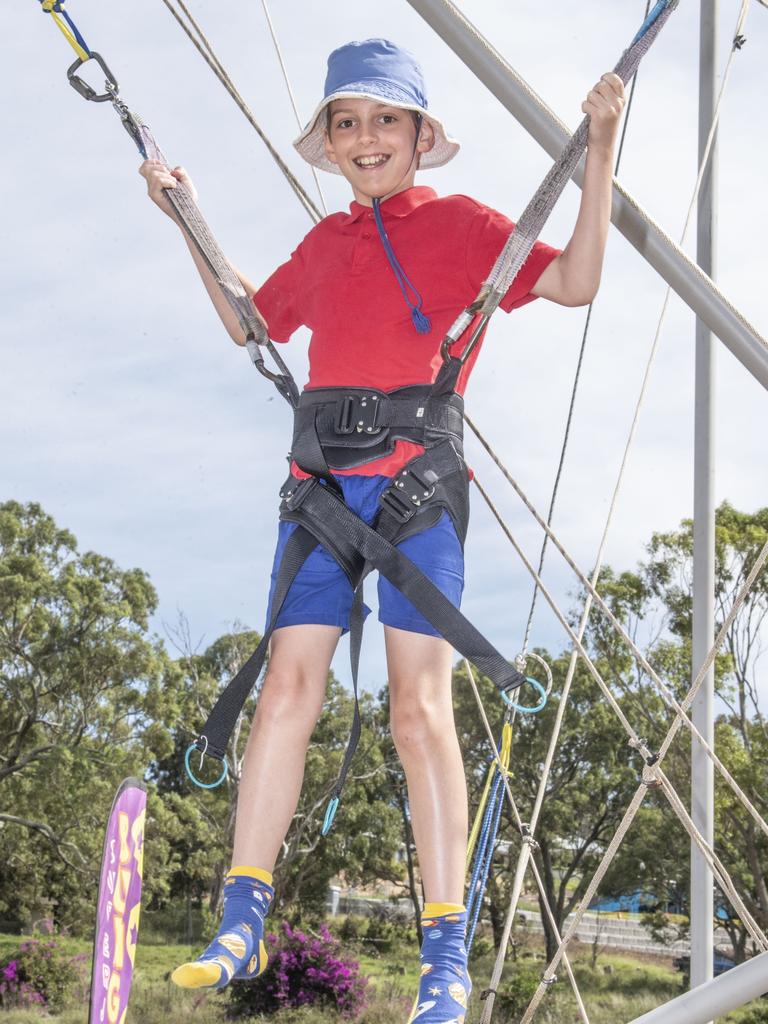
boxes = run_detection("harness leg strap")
[193,525,320,763]
[291,482,525,694]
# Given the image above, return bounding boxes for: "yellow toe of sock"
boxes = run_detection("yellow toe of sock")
[171,960,223,989]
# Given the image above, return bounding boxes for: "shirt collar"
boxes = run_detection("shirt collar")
[342,185,437,225]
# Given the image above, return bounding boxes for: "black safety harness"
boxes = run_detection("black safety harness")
[191,345,529,831]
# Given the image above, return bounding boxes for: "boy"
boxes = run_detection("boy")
[140,38,624,1024]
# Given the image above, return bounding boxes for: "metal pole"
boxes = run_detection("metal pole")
[690,0,717,1008]
[404,0,768,390]
[627,951,768,1024]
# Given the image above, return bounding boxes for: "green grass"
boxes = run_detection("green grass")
[1,931,767,1023]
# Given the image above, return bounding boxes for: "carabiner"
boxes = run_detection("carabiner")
[67,52,118,103]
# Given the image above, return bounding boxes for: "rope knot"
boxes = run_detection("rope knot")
[520,823,540,851]
[642,762,663,790]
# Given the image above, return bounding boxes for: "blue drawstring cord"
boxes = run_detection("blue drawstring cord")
[372,197,432,335]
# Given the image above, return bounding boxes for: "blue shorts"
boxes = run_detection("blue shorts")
[265,474,464,637]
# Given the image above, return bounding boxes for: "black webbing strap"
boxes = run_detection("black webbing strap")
[194,524,319,761]
[194,473,525,804]
[322,583,366,833]
[287,480,525,693]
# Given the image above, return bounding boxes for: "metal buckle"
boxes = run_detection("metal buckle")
[334,394,382,435]
[379,486,417,524]
[379,466,438,523]
[279,476,316,511]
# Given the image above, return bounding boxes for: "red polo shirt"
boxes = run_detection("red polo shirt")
[253,185,560,477]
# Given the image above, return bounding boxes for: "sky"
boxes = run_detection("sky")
[2,0,767,709]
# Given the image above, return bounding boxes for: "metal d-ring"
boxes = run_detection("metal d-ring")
[514,651,554,696]
[501,677,547,715]
[503,652,553,714]
[184,738,228,790]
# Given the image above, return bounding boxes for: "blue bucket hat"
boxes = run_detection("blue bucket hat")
[294,38,460,175]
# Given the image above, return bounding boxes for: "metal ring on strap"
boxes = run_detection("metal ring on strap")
[514,651,554,694]
[184,739,228,790]
[503,656,551,715]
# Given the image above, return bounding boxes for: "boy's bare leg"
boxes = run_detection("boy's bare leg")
[385,626,467,904]
[173,623,340,990]
[387,626,471,1022]
[232,623,342,870]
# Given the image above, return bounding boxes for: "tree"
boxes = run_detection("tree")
[587,503,768,961]
[0,501,175,931]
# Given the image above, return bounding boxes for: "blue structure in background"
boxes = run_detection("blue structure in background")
[589,890,685,916]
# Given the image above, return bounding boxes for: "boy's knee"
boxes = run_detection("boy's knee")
[255,665,325,730]
[390,695,452,756]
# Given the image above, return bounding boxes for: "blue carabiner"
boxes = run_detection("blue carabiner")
[184,742,229,789]
[322,797,340,836]
[501,676,548,715]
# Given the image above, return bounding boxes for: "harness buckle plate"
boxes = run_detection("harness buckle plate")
[280,476,317,512]
[334,394,383,436]
[379,466,438,524]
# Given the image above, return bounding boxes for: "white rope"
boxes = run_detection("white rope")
[516,538,768,1022]
[655,768,768,950]
[258,0,329,216]
[470,444,768,842]
[159,0,322,224]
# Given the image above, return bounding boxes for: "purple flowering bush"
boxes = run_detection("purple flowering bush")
[227,921,368,1020]
[0,938,84,1013]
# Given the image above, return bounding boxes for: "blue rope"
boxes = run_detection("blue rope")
[466,727,514,954]
[466,770,498,924]
[38,1,93,57]
[466,769,504,950]
[372,198,431,335]
[467,775,506,950]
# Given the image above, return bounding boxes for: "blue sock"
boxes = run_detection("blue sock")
[172,868,274,990]
[409,905,471,1023]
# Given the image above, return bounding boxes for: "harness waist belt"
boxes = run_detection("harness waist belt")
[292,384,464,470]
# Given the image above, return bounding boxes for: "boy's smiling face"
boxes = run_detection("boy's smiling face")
[324,98,435,206]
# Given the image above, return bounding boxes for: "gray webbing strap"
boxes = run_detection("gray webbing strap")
[137,124,299,407]
[444,0,679,347]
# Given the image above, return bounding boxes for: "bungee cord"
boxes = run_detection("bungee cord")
[518,0,652,662]
[463,24,759,1008]
[462,659,593,1024]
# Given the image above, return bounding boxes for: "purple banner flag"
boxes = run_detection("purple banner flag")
[89,778,147,1024]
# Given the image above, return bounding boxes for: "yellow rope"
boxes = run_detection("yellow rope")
[40,1,90,63]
